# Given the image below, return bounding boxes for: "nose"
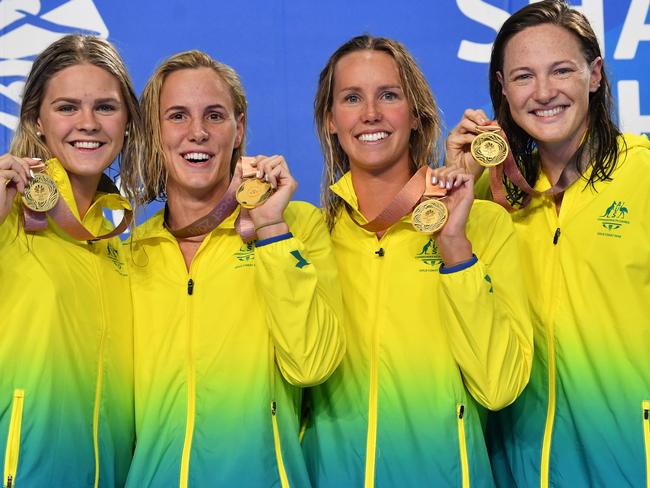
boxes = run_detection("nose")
[533,75,558,104]
[189,118,209,143]
[362,99,382,123]
[76,107,100,132]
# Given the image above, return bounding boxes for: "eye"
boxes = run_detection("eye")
[344,94,360,104]
[512,73,532,82]
[167,112,185,121]
[97,103,117,113]
[207,111,225,122]
[56,104,77,113]
[380,91,399,101]
[554,67,574,77]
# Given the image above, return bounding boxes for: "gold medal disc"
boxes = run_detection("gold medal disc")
[236,178,273,208]
[22,173,59,212]
[412,198,448,233]
[471,131,508,167]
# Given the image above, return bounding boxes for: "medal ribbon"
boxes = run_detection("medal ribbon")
[483,125,583,210]
[164,169,257,243]
[23,165,133,241]
[356,165,446,233]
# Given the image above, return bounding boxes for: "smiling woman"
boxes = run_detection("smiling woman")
[445,1,650,486]
[122,51,345,488]
[302,34,533,488]
[0,34,143,487]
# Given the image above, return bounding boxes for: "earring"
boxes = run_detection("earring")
[124,129,129,137]
[36,130,42,137]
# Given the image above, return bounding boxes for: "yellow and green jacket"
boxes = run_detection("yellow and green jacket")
[125,201,345,488]
[487,134,650,487]
[302,172,533,488]
[0,158,134,488]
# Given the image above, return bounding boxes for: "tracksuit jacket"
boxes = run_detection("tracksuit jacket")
[0,158,134,488]
[487,134,650,487]
[302,172,533,488]
[125,201,345,488]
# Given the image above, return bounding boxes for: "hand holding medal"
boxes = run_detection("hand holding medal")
[237,155,295,240]
[0,155,48,225]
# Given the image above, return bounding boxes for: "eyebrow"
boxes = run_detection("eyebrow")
[50,97,121,105]
[338,84,403,92]
[163,104,227,113]
[507,59,579,75]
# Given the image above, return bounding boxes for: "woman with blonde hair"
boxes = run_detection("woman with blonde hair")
[302,34,532,487]
[0,34,142,487]
[124,50,344,487]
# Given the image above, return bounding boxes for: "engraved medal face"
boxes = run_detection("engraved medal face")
[236,178,273,208]
[412,198,448,233]
[471,131,508,167]
[22,173,59,212]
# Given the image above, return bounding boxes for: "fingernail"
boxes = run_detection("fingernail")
[31,157,42,161]
[30,170,35,178]
[256,170,262,178]
[265,174,269,182]
[439,181,445,189]
[432,176,437,184]
[446,182,452,189]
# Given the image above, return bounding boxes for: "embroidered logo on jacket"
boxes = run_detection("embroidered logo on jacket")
[234,242,255,269]
[597,200,630,238]
[290,250,310,269]
[106,242,127,276]
[415,239,443,272]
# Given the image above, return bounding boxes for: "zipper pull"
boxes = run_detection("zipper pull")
[271,400,277,416]
[7,475,13,488]
[553,228,561,245]
[644,408,649,420]
[458,404,465,419]
[187,279,194,295]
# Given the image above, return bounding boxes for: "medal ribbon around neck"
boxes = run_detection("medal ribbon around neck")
[354,165,448,234]
[163,157,257,243]
[473,124,583,211]
[22,158,133,241]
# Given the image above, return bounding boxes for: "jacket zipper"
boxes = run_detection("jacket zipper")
[641,400,650,488]
[364,244,385,488]
[271,401,290,488]
[3,389,25,488]
[456,404,470,488]
[540,222,563,487]
[90,250,108,488]
[179,276,196,488]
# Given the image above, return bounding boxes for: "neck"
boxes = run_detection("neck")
[166,179,230,230]
[350,163,412,221]
[538,132,585,186]
[68,173,102,218]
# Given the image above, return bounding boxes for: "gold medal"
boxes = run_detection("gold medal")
[412,198,448,233]
[471,131,508,167]
[22,173,59,212]
[236,178,273,208]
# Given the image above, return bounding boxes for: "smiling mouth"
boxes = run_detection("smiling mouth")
[532,106,567,118]
[183,152,212,164]
[71,141,103,149]
[357,131,390,142]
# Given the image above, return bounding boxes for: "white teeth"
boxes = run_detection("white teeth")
[184,152,210,162]
[358,132,389,142]
[534,106,565,117]
[74,141,101,149]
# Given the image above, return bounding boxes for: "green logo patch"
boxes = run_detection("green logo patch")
[415,239,443,272]
[597,200,630,238]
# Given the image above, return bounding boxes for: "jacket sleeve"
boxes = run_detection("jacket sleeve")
[438,203,533,410]
[254,202,346,387]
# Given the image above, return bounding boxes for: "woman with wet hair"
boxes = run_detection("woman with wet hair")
[0,34,142,487]
[445,1,650,485]
[123,50,344,487]
[302,34,532,487]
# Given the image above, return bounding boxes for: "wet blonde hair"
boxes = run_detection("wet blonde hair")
[10,34,143,197]
[130,50,247,204]
[314,35,442,230]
